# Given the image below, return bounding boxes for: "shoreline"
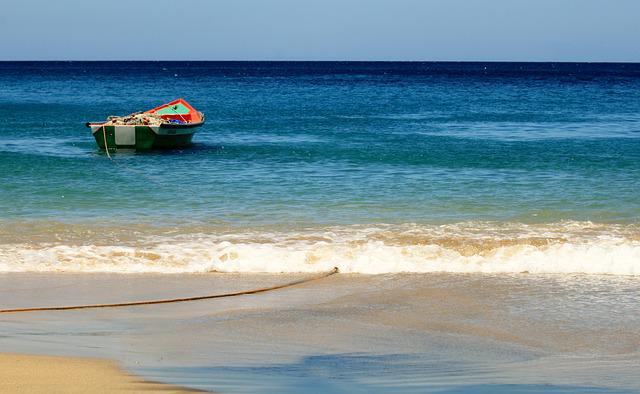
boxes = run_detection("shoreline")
[0,353,203,393]
[1,272,638,393]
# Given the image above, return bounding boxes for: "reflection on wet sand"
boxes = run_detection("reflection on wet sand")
[1,272,638,393]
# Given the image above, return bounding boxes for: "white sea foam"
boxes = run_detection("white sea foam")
[1,222,639,275]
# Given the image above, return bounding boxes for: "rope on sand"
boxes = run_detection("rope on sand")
[0,268,339,314]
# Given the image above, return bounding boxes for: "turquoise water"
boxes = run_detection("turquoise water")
[1,62,639,274]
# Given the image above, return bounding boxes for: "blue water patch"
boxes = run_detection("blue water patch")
[140,353,635,394]
[0,62,639,228]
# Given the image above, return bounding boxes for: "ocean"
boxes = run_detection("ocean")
[1,62,639,393]
[1,61,639,275]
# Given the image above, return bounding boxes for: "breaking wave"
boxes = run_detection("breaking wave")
[1,222,639,275]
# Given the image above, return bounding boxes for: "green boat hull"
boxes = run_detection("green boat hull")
[90,125,196,151]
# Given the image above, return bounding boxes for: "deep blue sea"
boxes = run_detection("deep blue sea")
[0,61,639,274]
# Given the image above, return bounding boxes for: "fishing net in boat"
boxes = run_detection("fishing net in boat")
[105,112,168,126]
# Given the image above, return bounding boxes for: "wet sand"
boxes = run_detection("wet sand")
[0,353,197,393]
[1,272,638,393]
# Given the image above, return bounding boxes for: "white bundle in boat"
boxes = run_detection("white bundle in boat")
[106,112,167,126]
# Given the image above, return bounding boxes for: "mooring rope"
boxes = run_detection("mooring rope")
[97,124,170,185]
[0,268,338,314]
[102,125,112,159]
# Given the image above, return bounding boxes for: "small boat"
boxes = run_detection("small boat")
[86,99,205,151]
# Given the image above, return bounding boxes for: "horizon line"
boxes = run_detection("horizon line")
[2,60,640,64]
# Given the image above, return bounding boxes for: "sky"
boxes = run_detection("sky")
[1,0,639,61]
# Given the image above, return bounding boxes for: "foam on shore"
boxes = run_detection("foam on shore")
[1,222,638,276]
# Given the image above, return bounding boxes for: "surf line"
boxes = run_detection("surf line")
[0,268,339,314]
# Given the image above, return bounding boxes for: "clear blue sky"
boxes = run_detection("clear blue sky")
[2,0,639,61]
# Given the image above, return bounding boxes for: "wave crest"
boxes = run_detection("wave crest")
[1,222,639,275]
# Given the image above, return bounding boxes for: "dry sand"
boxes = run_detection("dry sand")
[0,353,200,393]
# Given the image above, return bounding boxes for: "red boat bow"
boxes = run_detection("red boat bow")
[145,98,203,124]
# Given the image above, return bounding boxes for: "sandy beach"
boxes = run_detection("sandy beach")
[0,353,197,393]
[1,272,638,393]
